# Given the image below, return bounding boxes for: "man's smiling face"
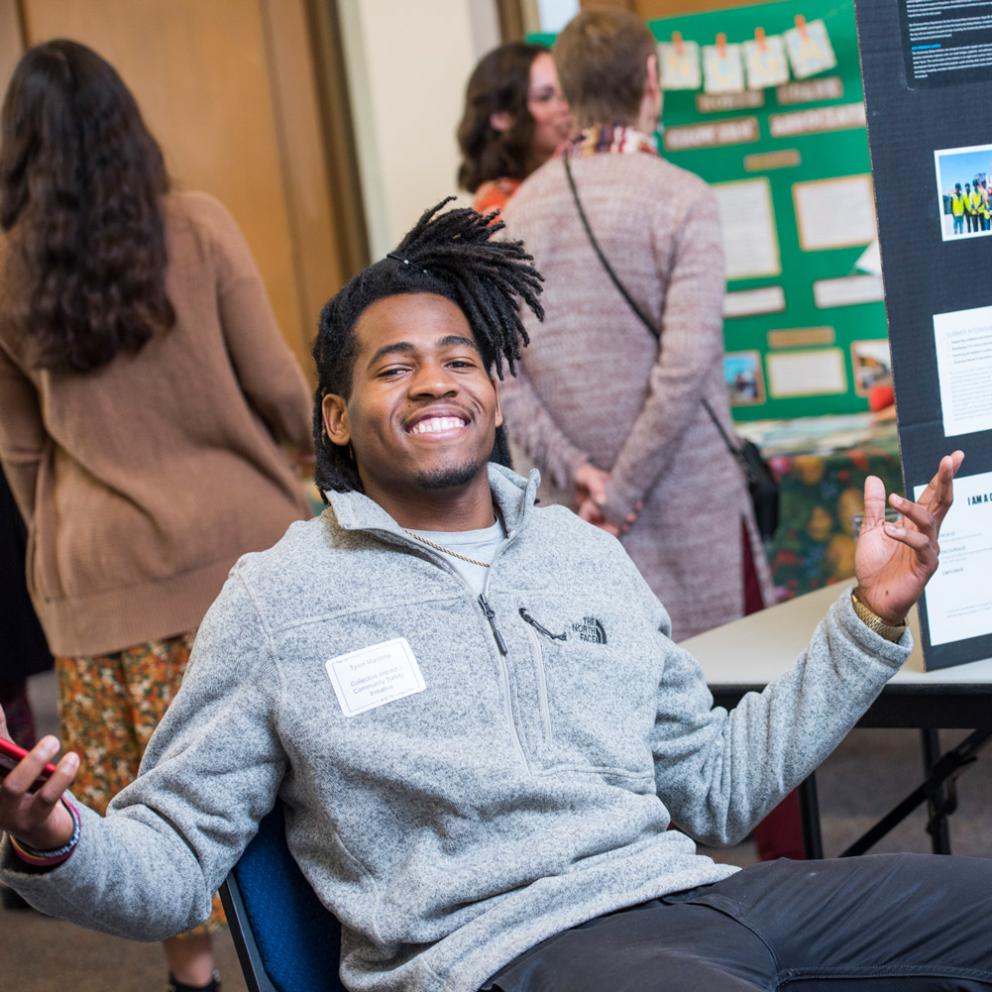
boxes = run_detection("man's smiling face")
[321,292,503,502]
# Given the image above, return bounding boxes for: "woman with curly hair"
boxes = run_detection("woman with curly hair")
[0,40,312,991]
[457,41,571,216]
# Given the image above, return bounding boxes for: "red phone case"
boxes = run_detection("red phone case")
[0,737,58,783]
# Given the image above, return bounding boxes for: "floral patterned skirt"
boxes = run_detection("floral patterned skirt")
[56,632,225,937]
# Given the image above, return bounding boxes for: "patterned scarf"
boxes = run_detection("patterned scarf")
[564,124,658,159]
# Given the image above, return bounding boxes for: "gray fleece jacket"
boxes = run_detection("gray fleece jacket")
[1,466,910,992]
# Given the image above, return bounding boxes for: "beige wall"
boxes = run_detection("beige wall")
[338,0,754,259]
[340,0,500,258]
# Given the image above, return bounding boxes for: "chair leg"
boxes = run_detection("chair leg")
[799,773,824,860]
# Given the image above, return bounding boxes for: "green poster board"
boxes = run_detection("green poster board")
[536,0,887,422]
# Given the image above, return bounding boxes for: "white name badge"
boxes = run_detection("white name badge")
[325,638,426,717]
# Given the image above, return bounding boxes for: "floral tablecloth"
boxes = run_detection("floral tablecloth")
[738,415,902,603]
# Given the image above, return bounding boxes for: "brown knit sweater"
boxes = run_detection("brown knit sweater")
[0,191,313,656]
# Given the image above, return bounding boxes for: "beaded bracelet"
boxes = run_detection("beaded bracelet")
[9,798,81,868]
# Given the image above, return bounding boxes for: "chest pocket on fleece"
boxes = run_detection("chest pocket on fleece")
[518,598,661,781]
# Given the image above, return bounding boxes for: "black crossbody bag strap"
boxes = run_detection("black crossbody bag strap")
[562,154,741,462]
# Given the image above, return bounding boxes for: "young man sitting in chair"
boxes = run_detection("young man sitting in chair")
[0,201,986,992]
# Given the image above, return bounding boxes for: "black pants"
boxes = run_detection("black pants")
[486,855,992,991]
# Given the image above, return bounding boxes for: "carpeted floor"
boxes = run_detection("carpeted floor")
[3,672,991,991]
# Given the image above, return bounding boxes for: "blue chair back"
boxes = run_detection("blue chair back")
[220,802,345,992]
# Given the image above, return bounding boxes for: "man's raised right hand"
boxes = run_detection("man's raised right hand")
[0,703,79,851]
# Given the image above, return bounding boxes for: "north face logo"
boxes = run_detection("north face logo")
[572,616,607,644]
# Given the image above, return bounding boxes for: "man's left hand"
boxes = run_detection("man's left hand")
[854,450,965,624]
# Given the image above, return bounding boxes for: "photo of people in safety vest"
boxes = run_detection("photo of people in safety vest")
[935,144,992,240]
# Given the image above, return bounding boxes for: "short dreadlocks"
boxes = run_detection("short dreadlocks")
[313,198,544,495]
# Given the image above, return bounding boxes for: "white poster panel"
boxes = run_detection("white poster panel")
[933,305,992,437]
[915,471,992,646]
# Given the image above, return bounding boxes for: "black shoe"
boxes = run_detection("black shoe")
[166,971,220,992]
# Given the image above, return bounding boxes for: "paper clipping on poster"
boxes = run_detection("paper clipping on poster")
[725,351,765,405]
[777,77,844,105]
[793,175,877,250]
[933,306,992,437]
[784,18,837,79]
[664,117,759,151]
[851,339,891,396]
[769,103,866,138]
[698,91,764,113]
[703,42,745,94]
[767,327,835,348]
[724,286,786,318]
[766,348,846,397]
[916,470,992,647]
[856,240,882,275]
[743,34,790,89]
[813,274,884,308]
[659,40,701,90]
[713,178,780,279]
[745,149,801,172]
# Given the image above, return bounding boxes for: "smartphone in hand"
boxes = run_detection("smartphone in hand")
[0,738,58,790]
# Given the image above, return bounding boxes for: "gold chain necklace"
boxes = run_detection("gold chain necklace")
[403,529,491,568]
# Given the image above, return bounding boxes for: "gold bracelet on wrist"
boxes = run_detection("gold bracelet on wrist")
[851,590,907,642]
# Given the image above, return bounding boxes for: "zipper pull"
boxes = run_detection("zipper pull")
[478,594,508,656]
[519,607,567,642]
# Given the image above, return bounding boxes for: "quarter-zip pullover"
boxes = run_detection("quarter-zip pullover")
[1,465,911,992]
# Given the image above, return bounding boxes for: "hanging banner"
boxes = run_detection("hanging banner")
[534,1,888,422]
[643,1,886,422]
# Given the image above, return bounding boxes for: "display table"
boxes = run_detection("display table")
[682,583,992,857]
[738,414,902,602]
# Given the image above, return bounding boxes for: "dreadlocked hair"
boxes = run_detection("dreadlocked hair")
[312,197,544,495]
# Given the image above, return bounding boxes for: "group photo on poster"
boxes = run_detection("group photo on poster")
[934,144,992,241]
